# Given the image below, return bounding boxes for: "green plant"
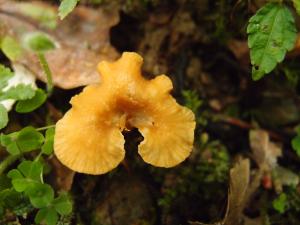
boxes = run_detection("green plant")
[0,65,47,129]
[0,125,72,225]
[272,187,300,216]
[291,125,300,157]
[273,193,287,214]
[0,4,81,223]
[0,123,73,225]
[58,0,80,20]
[247,1,299,80]
[158,138,229,210]
[0,30,72,225]
[182,90,207,127]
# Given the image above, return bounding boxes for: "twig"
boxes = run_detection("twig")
[217,115,284,141]
[0,154,20,175]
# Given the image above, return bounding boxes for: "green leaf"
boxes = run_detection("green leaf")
[16,89,47,113]
[1,127,44,154]
[0,64,14,90]
[0,133,13,147]
[53,193,72,215]
[0,175,11,191]
[19,3,57,29]
[0,36,22,61]
[17,127,44,152]
[0,104,8,130]
[247,3,297,80]
[7,142,20,155]
[58,0,79,20]
[0,84,35,101]
[292,135,300,157]
[42,127,55,155]
[11,178,31,192]
[272,193,287,213]
[7,169,31,192]
[8,161,44,192]
[295,125,300,135]
[23,32,55,52]
[293,0,300,15]
[38,53,53,94]
[182,90,203,113]
[7,169,23,180]
[17,161,43,181]
[27,183,54,208]
[0,189,27,213]
[35,207,58,225]
[1,133,20,155]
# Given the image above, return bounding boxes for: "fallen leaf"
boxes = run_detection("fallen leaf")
[138,9,205,76]
[227,39,249,67]
[249,129,282,169]
[190,159,250,225]
[0,1,120,89]
[223,158,250,225]
[273,166,299,193]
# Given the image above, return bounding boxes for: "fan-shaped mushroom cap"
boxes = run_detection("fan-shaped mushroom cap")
[54,52,195,174]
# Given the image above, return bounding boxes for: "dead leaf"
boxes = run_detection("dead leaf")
[223,158,250,225]
[227,39,249,67]
[138,8,205,76]
[190,159,250,225]
[249,130,297,194]
[273,166,300,193]
[0,1,120,89]
[249,129,282,169]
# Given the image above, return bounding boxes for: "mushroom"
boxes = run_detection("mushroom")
[54,52,195,174]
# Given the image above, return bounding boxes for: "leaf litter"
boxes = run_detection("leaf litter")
[0,1,120,89]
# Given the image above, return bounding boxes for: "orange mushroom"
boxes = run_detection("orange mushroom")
[54,52,195,174]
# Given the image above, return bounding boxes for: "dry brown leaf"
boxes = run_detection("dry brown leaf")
[223,158,250,225]
[227,39,250,68]
[0,1,120,89]
[249,129,282,169]
[190,159,250,225]
[139,9,204,76]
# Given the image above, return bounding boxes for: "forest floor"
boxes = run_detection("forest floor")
[1,0,300,225]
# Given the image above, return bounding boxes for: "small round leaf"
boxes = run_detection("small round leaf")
[27,183,54,208]
[35,207,58,225]
[0,104,8,130]
[16,89,47,113]
[53,193,72,215]
[17,127,44,152]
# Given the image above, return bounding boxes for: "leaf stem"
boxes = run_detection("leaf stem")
[34,151,43,163]
[36,124,56,131]
[37,52,53,95]
[0,154,20,175]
